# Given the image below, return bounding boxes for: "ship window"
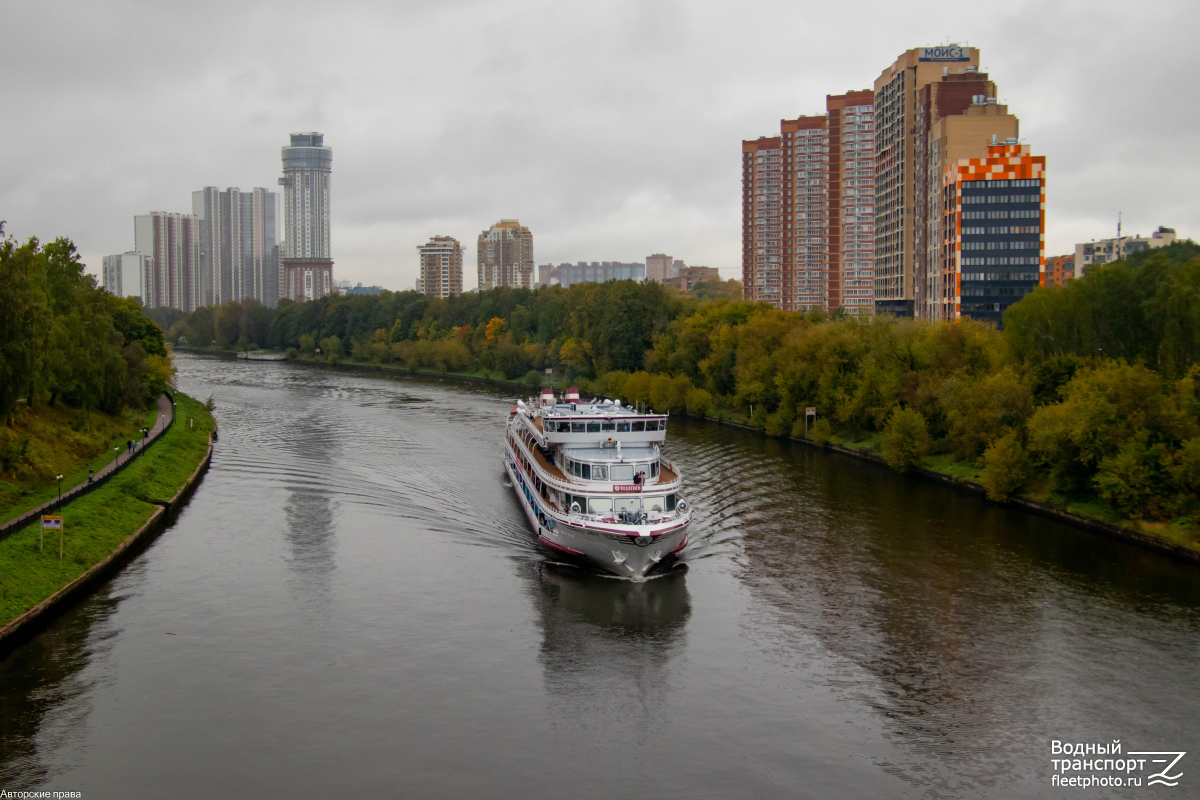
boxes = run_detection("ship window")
[615,497,640,513]
[632,421,645,432]
[582,464,591,480]
[593,465,608,481]
[611,464,633,481]
[571,422,585,433]
[650,462,658,478]
[587,421,601,433]
[588,497,613,515]
[601,421,616,431]
[616,421,631,432]
[666,494,676,511]
[644,496,665,514]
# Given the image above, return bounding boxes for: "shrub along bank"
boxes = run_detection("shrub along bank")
[0,393,214,629]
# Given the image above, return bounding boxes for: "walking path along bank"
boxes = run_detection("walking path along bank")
[0,392,216,656]
[0,394,176,541]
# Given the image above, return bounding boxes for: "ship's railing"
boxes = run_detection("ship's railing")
[567,509,687,525]
[507,421,681,497]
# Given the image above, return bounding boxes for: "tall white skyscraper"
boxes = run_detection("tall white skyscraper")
[279,132,333,302]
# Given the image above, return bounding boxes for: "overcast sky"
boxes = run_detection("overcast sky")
[3,0,1196,291]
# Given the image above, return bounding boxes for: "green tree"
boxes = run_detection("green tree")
[881,406,930,472]
[981,431,1028,501]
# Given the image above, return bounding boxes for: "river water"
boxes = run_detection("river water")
[1,353,1198,798]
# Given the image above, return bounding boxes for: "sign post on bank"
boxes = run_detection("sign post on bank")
[805,407,816,435]
[42,515,63,556]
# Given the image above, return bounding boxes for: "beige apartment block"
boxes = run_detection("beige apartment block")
[646,253,674,283]
[874,45,981,316]
[478,219,534,290]
[417,235,464,299]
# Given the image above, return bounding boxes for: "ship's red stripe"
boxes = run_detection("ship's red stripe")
[670,533,689,554]
[538,535,585,556]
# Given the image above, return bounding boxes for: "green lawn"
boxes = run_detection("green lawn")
[921,454,984,482]
[0,393,215,628]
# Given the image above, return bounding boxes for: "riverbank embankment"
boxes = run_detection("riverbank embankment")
[0,392,215,656]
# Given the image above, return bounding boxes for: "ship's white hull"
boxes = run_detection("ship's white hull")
[504,456,688,580]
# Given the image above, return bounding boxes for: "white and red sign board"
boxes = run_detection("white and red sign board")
[614,485,643,493]
[41,515,63,530]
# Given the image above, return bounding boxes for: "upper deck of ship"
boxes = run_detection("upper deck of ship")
[517,387,667,447]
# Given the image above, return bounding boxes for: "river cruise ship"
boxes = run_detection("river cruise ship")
[503,387,691,579]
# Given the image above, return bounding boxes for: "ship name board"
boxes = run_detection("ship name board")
[613,484,643,493]
[919,46,970,62]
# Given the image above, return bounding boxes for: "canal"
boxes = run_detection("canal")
[2,353,1198,798]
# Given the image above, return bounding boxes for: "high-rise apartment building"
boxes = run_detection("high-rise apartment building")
[477,220,533,290]
[929,141,1045,324]
[101,252,148,301]
[646,254,674,284]
[193,186,220,306]
[874,46,982,317]
[279,132,333,302]
[191,187,281,306]
[742,134,787,306]
[134,212,200,311]
[743,90,876,314]
[417,236,464,299]
[249,187,280,304]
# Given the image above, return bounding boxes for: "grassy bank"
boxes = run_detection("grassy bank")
[0,404,159,522]
[0,393,214,628]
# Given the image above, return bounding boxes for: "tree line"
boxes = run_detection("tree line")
[163,244,1200,524]
[0,227,172,424]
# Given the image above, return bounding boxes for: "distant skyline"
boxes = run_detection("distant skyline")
[3,0,1196,293]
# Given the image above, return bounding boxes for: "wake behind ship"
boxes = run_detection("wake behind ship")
[503,387,691,579]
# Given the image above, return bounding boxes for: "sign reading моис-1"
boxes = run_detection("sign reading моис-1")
[919,46,971,62]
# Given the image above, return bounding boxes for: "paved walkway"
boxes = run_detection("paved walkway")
[0,394,174,534]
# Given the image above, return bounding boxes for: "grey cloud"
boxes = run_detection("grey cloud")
[2,0,1196,290]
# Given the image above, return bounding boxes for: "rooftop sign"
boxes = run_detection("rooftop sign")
[919,46,970,62]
